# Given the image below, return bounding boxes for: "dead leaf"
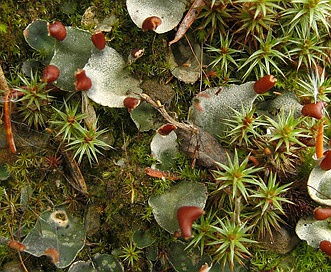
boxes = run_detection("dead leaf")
[169,0,205,45]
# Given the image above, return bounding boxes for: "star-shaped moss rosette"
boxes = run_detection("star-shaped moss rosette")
[126,0,186,33]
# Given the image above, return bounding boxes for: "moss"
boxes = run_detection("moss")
[1,0,331,271]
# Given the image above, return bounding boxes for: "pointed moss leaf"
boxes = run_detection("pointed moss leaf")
[307,166,331,206]
[22,208,85,268]
[68,254,124,272]
[150,131,178,170]
[133,229,155,249]
[168,41,201,84]
[188,82,258,138]
[296,217,331,248]
[149,181,207,233]
[23,19,55,56]
[50,27,94,91]
[126,0,186,34]
[84,46,142,108]
[130,101,159,131]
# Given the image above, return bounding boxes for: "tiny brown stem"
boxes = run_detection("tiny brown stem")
[137,93,198,134]
[0,64,16,153]
[316,120,324,159]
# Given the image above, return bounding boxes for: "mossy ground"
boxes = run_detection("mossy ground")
[1,1,331,271]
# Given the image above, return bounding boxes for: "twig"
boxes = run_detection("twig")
[316,120,324,159]
[0,64,16,153]
[168,0,205,45]
[138,93,198,134]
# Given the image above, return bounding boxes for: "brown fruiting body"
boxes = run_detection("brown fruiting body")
[254,75,277,94]
[314,207,331,220]
[177,206,205,239]
[131,48,144,59]
[48,21,66,41]
[320,150,331,170]
[320,240,331,256]
[142,16,162,31]
[91,31,106,50]
[198,263,212,272]
[44,247,60,264]
[42,65,60,83]
[157,123,177,136]
[145,167,180,181]
[75,69,92,91]
[123,97,140,112]
[302,101,326,119]
[8,240,26,251]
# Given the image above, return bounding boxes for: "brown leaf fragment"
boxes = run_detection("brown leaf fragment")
[145,167,180,180]
[44,247,60,264]
[176,126,231,169]
[169,0,205,45]
[61,150,88,195]
[8,240,26,251]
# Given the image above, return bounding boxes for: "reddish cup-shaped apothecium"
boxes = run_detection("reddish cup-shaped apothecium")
[320,150,331,170]
[157,123,177,136]
[91,31,106,50]
[131,48,144,59]
[314,207,331,220]
[48,21,66,41]
[7,240,26,251]
[320,240,331,256]
[177,206,205,239]
[74,69,92,91]
[42,65,60,83]
[254,75,277,94]
[302,101,326,119]
[123,97,140,112]
[43,247,59,265]
[142,16,162,31]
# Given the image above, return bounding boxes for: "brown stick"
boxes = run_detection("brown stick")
[316,120,324,159]
[168,0,205,45]
[0,64,16,153]
[138,93,198,134]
